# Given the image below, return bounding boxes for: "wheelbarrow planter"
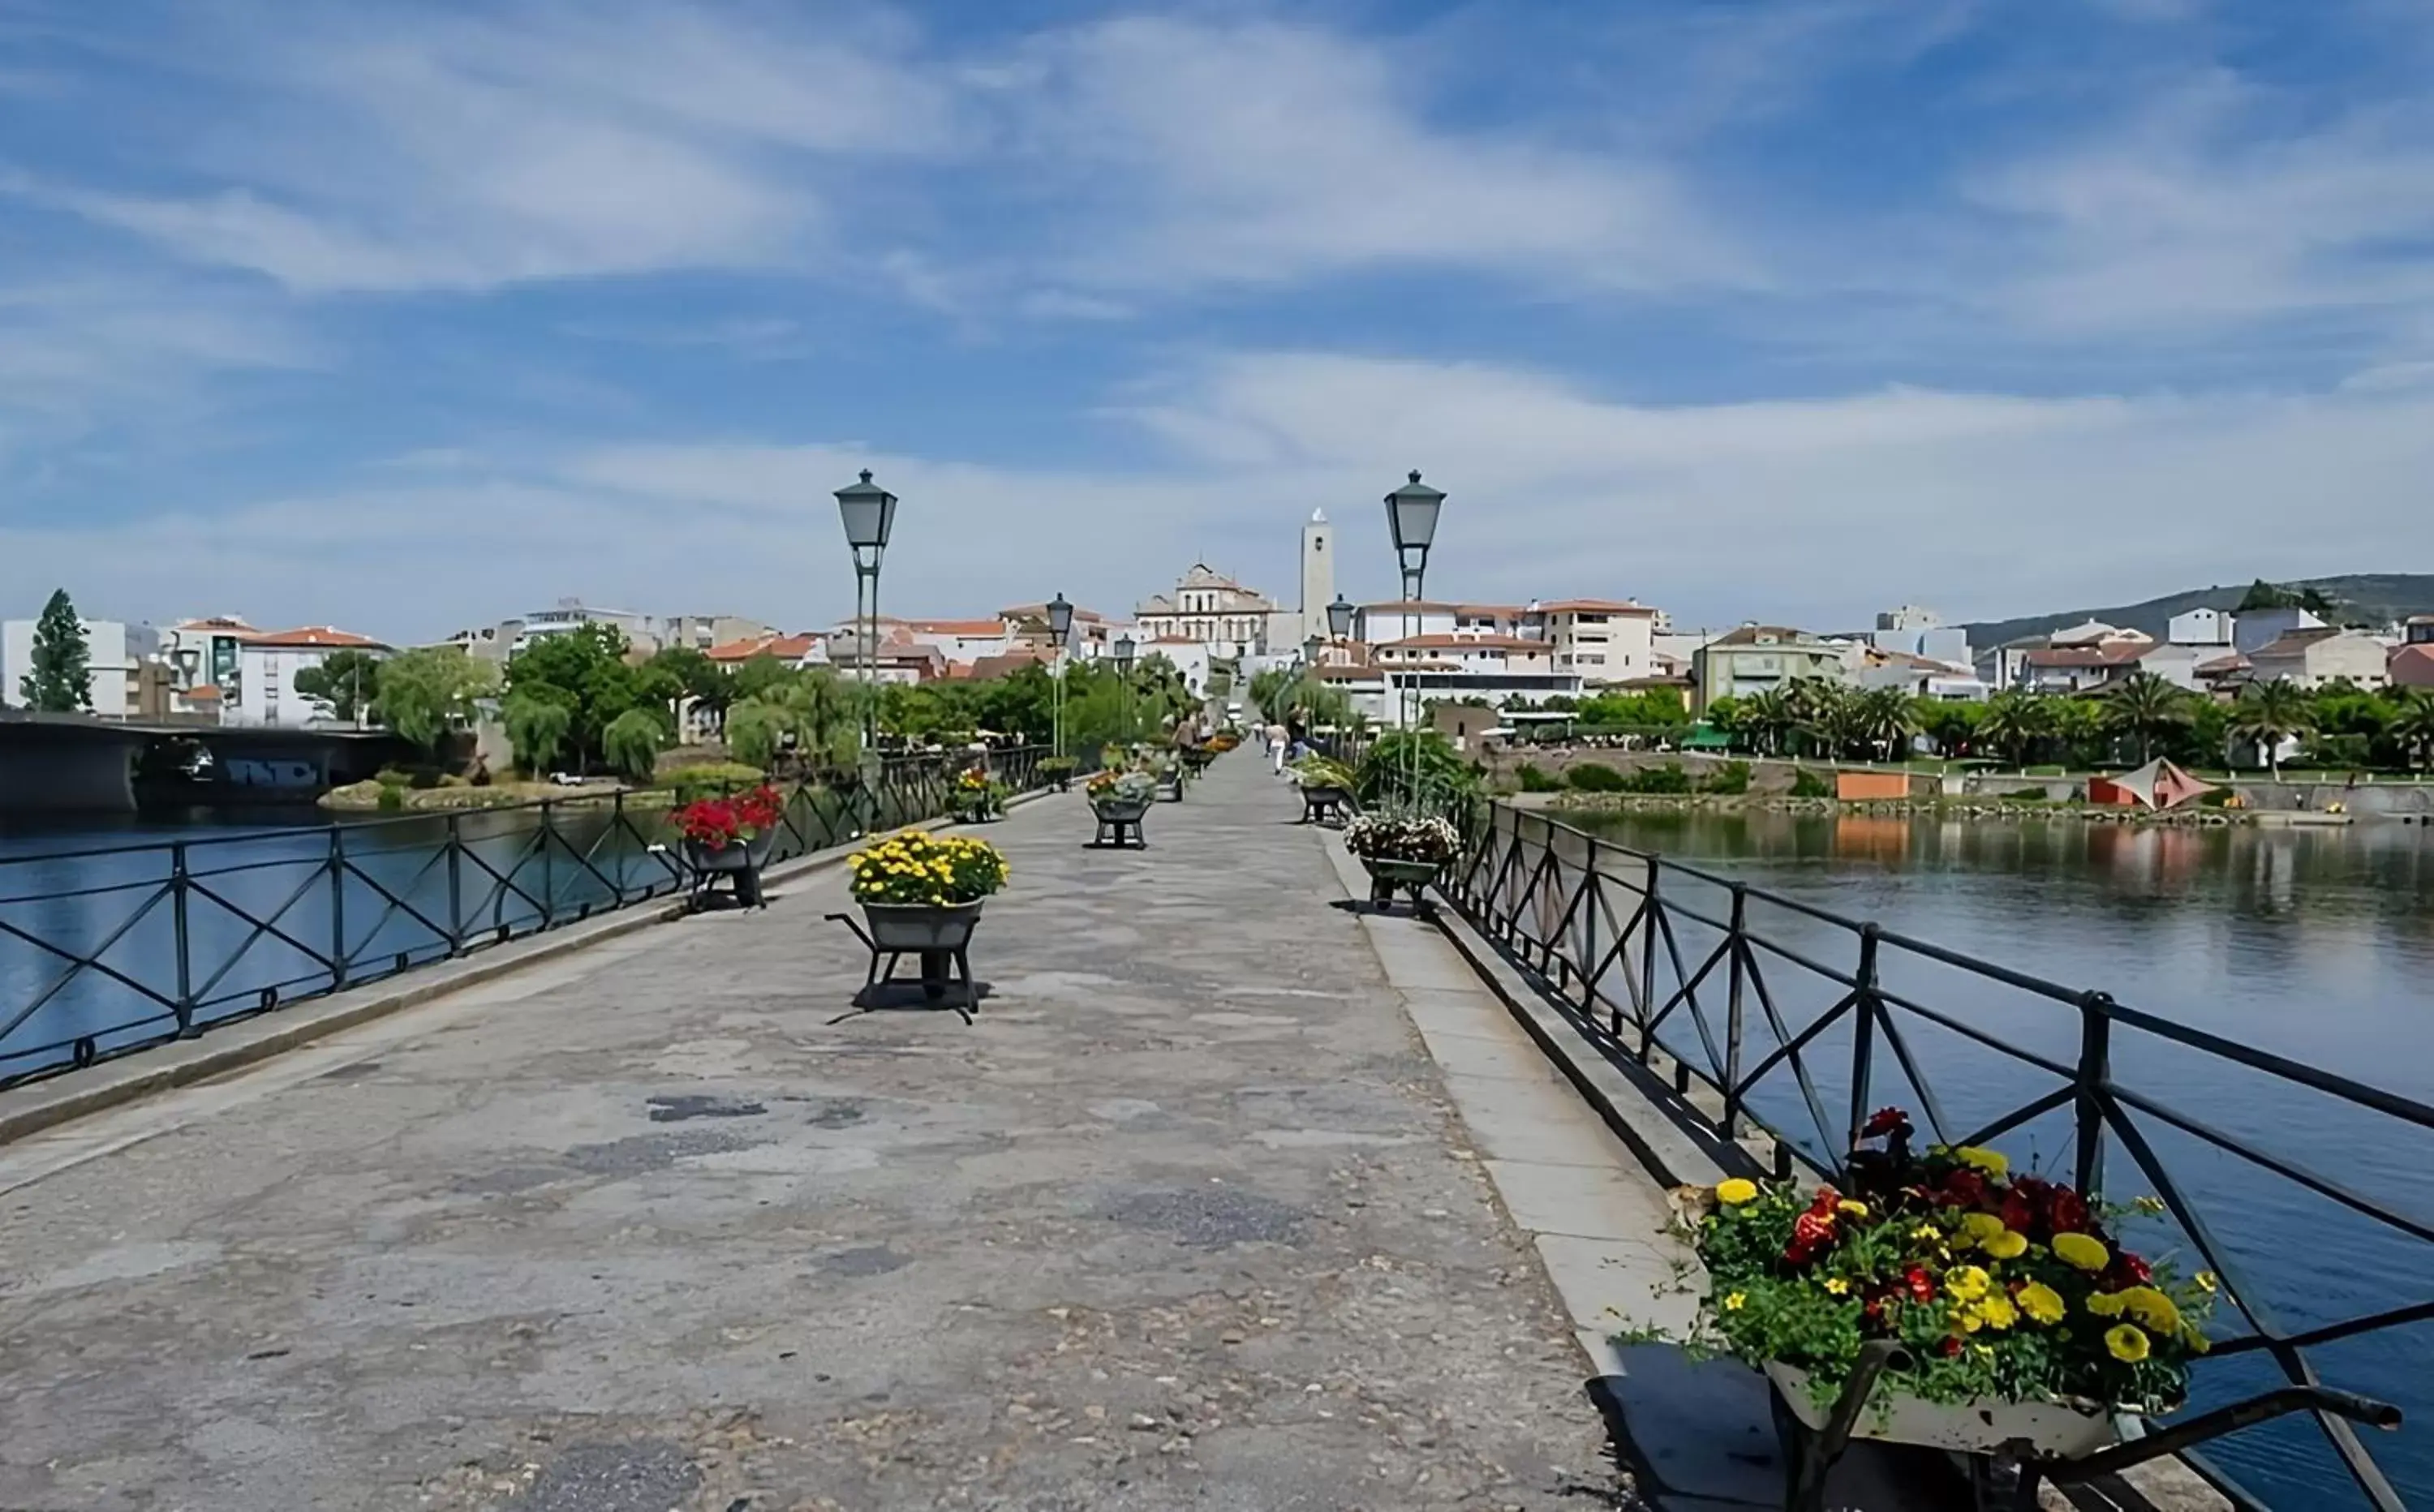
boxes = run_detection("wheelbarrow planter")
[1299,785,1352,824]
[824,900,987,1018]
[1090,797,1151,849]
[683,829,776,910]
[1359,854,1440,911]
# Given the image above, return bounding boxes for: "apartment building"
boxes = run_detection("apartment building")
[230,626,391,728]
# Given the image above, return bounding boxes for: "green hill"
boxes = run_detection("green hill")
[1955,574,2434,650]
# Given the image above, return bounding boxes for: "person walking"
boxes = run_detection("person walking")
[1267,719,1289,775]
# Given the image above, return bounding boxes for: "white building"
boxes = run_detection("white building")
[2247,629,2390,689]
[1533,599,1659,685]
[161,616,259,719]
[230,626,391,728]
[1135,565,1285,655]
[2167,608,2235,647]
[2,616,161,719]
[1865,604,1972,669]
[1297,509,1335,647]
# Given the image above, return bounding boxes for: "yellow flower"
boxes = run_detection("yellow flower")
[2133,1195,2167,1216]
[1910,1224,1943,1244]
[2105,1324,2151,1363]
[1980,1229,2028,1261]
[1957,1213,2006,1244]
[2016,1282,2066,1325]
[1972,1343,1995,1360]
[1823,1277,1850,1296]
[2194,1271,2217,1295]
[1955,1146,2010,1178]
[1946,1265,1991,1303]
[2052,1232,2110,1272]
[2085,1291,2128,1319]
[1974,1294,2019,1331]
[1836,1199,1870,1219]
[1714,1178,1759,1206]
[2121,1286,2181,1333]
[1955,1308,1984,1334]
[2183,1325,2211,1355]
[1723,1291,1746,1312]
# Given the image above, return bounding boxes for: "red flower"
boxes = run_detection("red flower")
[2107,1252,2153,1288]
[1904,1266,1934,1303]
[2047,1188,2091,1235]
[1939,1169,1990,1210]
[1862,1107,1912,1139]
[1939,1335,1963,1358]
[2000,1189,2035,1235]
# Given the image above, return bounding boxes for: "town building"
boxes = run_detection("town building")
[2167,608,2236,647]
[2232,607,2327,657]
[1134,565,1284,655]
[230,626,390,728]
[1,616,165,719]
[1297,509,1335,648]
[161,616,257,719]
[1312,649,1582,729]
[1533,599,1659,685]
[1865,604,1972,670]
[2389,643,2434,689]
[1691,625,1847,712]
[2245,628,2391,689]
[1850,646,1988,701]
[658,615,780,655]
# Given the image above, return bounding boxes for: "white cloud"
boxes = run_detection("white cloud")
[1969,79,2434,336]
[15,351,2430,640]
[39,3,953,293]
[993,17,1753,295]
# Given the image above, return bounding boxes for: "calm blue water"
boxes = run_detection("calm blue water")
[1564,810,2434,1509]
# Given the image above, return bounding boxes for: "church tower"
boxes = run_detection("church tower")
[1299,508,1334,646]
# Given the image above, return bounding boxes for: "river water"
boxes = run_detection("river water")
[1563,809,2434,1507]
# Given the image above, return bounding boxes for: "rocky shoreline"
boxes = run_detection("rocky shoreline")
[1523,793,2257,826]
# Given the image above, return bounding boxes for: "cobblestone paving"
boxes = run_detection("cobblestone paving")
[0,758,1623,1511]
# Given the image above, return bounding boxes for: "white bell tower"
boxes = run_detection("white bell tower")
[1299,508,1334,646]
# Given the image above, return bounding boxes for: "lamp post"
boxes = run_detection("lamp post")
[1112,634,1137,746]
[833,469,898,752]
[1384,470,1446,800]
[1047,592,1075,759]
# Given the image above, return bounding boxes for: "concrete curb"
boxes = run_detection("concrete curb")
[0,786,1073,1148]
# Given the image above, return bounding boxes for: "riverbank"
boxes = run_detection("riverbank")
[318,777,661,812]
[1512,791,2271,825]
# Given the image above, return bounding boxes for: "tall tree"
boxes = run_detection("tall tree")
[2390,689,2434,773]
[372,648,498,754]
[2099,672,2193,767]
[2230,679,2315,778]
[19,588,91,712]
[503,691,574,776]
[504,623,637,771]
[294,648,385,724]
[600,708,666,782]
[1978,691,2051,768]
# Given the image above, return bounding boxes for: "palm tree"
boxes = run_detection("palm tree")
[1978,690,2050,769]
[2385,688,2434,773]
[2100,672,2193,767]
[1856,687,1916,760]
[1739,687,1795,756]
[2230,678,2315,778]
[1783,678,1840,758]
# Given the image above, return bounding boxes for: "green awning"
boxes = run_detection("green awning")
[1683,724,1734,750]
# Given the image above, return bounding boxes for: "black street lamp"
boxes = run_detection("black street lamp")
[1383,469,1447,793]
[1047,593,1075,758]
[1303,634,1322,666]
[834,469,898,750]
[1327,592,1356,641]
[1112,633,1137,745]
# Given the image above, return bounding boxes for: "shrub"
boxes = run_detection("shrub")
[1790,767,1834,799]
[1566,763,1628,793]
[376,782,406,811]
[1701,760,1752,796]
[1516,762,1563,793]
[1622,763,1692,795]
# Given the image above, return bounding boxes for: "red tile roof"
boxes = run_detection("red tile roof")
[2022,643,2151,668]
[2389,645,2434,686]
[706,634,815,662]
[247,625,386,650]
[185,684,224,700]
[909,618,1012,636]
[1381,634,1545,651]
[966,650,1051,680]
[1537,599,1657,615]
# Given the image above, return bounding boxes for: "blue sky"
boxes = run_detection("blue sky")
[2,0,2432,642]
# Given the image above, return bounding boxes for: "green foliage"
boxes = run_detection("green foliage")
[1576,687,1689,727]
[376,781,406,810]
[502,691,573,776]
[19,588,91,711]
[292,648,384,724]
[1702,759,1752,795]
[724,698,790,770]
[1566,762,1628,793]
[1623,762,1693,794]
[1356,730,1477,808]
[2097,672,2193,766]
[1516,762,1563,793]
[2230,679,2315,775]
[505,623,643,771]
[601,707,666,781]
[1790,767,1834,799]
[664,762,766,801]
[372,647,497,752]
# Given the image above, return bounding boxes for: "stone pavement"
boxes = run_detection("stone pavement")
[0,756,1636,1511]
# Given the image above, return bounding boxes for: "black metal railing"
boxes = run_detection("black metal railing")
[0,746,1056,1090]
[1443,800,2431,1510]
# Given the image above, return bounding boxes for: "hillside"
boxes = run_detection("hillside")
[1955,574,2434,651]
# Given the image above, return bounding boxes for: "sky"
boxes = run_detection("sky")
[2,0,2432,643]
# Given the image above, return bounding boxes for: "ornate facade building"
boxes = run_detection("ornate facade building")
[1134,564,1284,655]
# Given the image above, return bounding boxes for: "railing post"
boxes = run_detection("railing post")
[539,801,556,927]
[445,814,465,956]
[1722,883,1748,1138]
[2075,991,2114,1198]
[170,841,196,1037]
[328,827,347,991]
[610,792,629,904]
[1637,853,1660,1056]
[1580,835,1600,1021]
[1847,924,1881,1160]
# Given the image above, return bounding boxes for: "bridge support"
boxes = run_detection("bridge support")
[0,726,141,814]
